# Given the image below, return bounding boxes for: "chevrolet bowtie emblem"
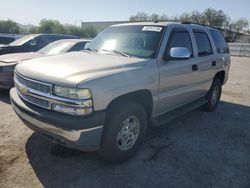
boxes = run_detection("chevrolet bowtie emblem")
[19,84,29,95]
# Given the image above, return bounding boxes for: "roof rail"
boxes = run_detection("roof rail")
[181,21,222,30]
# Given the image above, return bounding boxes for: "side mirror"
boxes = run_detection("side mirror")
[168,47,191,60]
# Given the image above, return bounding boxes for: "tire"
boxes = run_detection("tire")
[202,78,222,112]
[99,100,147,163]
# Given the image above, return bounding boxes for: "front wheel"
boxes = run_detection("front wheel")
[202,78,222,112]
[99,100,147,163]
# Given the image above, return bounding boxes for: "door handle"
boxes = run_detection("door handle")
[212,61,217,67]
[192,64,198,71]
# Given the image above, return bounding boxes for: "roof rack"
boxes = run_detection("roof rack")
[181,21,222,30]
[153,19,179,23]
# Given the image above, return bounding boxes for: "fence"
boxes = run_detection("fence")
[228,43,250,57]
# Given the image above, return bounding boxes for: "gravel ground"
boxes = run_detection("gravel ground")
[0,56,250,188]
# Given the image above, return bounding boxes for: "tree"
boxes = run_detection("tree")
[229,18,249,42]
[229,18,249,33]
[129,12,149,21]
[149,13,160,21]
[129,8,232,29]
[179,11,203,23]
[37,19,66,34]
[201,8,230,28]
[28,19,97,38]
[160,14,169,21]
[84,26,98,38]
[179,8,230,28]
[0,20,20,34]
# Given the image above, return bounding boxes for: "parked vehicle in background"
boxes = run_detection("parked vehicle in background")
[0,34,80,55]
[0,34,22,45]
[10,22,230,163]
[0,35,16,45]
[0,39,90,89]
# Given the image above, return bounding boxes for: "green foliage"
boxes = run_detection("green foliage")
[29,19,97,38]
[129,8,249,32]
[201,8,230,28]
[129,12,149,22]
[0,20,20,34]
[229,18,249,32]
[36,19,66,34]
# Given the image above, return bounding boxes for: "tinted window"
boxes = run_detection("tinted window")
[0,37,15,44]
[210,30,229,54]
[26,36,47,50]
[70,42,87,51]
[43,36,58,43]
[167,31,193,56]
[194,31,213,56]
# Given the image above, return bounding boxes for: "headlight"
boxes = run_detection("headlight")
[53,86,92,99]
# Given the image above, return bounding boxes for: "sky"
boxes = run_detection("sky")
[1,0,250,25]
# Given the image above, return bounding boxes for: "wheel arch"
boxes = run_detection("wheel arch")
[106,90,153,118]
[214,70,225,84]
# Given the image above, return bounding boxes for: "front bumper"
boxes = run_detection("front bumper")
[10,88,106,151]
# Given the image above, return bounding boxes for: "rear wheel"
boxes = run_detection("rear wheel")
[202,78,222,112]
[99,100,147,163]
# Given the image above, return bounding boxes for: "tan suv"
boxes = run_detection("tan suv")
[10,22,230,163]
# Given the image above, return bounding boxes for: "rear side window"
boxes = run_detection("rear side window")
[210,30,229,54]
[193,31,213,56]
[70,42,87,51]
[167,30,193,56]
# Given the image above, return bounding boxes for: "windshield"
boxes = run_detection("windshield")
[39,41,74,55]
[87,25,164,58]
[9,35,36,46]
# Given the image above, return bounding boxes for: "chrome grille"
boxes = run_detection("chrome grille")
[14,73,52,109]
[15,73,52,94]
[21,94,50,108]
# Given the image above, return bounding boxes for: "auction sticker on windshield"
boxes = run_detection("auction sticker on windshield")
[142,26,163,32]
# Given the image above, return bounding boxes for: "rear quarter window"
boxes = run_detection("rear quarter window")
[210,30,229,54]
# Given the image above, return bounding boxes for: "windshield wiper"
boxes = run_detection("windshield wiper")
[102,49,131,57]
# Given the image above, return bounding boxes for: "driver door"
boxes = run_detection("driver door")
[157,27,201,113]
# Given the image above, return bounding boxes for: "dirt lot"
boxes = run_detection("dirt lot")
[0,56,250,188]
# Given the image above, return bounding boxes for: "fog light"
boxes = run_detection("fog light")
[52,104,93,116]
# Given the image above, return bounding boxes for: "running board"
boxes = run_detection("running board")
[151,97,208,127]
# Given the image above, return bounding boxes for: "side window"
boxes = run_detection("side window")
[0,37,14,44]
[70,42,87,51]
[33,37,47,49]
[166,29,193,57]
[193,31,213,56]
[210,30,229,54]
[45,36,58,43]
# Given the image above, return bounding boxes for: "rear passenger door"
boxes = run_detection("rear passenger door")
[192,29,216,94]
[157,27,202,112]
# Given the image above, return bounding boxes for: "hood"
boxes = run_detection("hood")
[16,51,146,87]
[0,52,43,63]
